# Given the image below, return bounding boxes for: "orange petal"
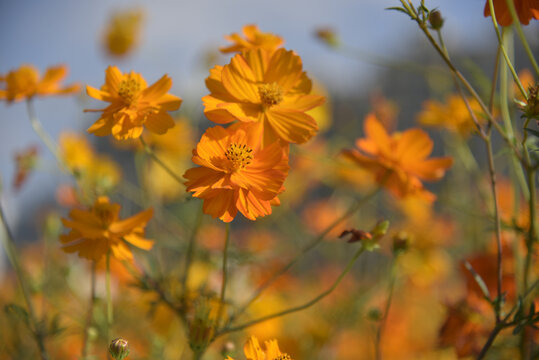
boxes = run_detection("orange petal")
[221,53,259,102]
[264,49,303,92]
[123,234,154,250]
[109,208,153,234]
[407,157,453,181]
[265,108,318,144]
[145,111,175,134]
[142,74,173,101]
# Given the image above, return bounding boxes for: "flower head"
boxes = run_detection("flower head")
[0,64,79,103]
[484,0,539,26]
[184,124,289,222]
[103,8,144,57]
[85,66,182,140]
[203,48,325,146]
[60,196,153,261]
[226,336,293,360]
[417,94,485,137]
[343,114,453,202]
[220,25,283,54]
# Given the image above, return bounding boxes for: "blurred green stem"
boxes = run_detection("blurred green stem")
[0,189,49,360]
[82,262,96,359]
[139,137,184,185]
[216,222,230,329]
[26,99,61,162]
[218,246,365,336]
[106,251,113,359]
[375,259,398,360]
[181,203,204,297]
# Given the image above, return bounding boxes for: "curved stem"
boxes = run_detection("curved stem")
[139,137,185,186]
[26,100,61,161]
[228,186,381,323]
[216,222,230,329]
[81,262,96,359]
[217,246,365,336]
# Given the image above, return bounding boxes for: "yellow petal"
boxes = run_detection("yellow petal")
[109,208,153,234]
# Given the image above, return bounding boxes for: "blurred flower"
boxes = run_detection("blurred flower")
[226,336,293,360]
[203,48,325,146]
[103,8,144,57]
[184,124,289,222]
[85,66,182,140]
[315,27,340,47]
[0,64,79,103]
[484,0,539,26]
[302,198,350,239]
[220,24,283,54]
[59,132,121,192]
[343,114,453,201]
[370,92,399,132]
[417,94,485,137]
[60,196,153,261]
[306,80,332,133]
[13,145,39,191]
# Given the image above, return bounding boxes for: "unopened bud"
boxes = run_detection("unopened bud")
[371,220,390,239]
[428,10,444,30]
[522,83,539,120]
[315,27,340,47]
[109,338,129,360]
[392,231,410,256]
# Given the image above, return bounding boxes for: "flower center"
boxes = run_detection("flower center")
[273,355,292,360]
[118,77,141,104]
[258,82,283,107]
[225,143,253,170]
[93,204,116,227]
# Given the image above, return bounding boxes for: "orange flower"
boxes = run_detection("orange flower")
[0,64,79,103]
[226,336,293,360]
[220,25,283,54]
[184,124,289,222]
[103,8,144,57]
[342,114,453,201]
[484,0,539,26]
[203,48,325,146]
[85,66,182,140]
[417,94,485,137]
[60,196,153,261]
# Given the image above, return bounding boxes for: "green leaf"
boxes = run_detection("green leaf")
[4,304,30,327]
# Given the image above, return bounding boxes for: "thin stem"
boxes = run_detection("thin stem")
[26,100,61,161]
[375,259,397,360]
[218,246,365,336]
[180,203,204,296]
[503,0,539,76]
[216,222,231,329]
[477,324,503,360]
[139,137,185,185]
[486,0,528,99]
[81,262,96,359]
[0,193,49,360]
[229,186,381,323]
[106,251,113,358]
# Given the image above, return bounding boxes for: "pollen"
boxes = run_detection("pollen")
[273,355,292,360]
[225,142,254,170]
[118,77,141,104]
[258,82,283,107]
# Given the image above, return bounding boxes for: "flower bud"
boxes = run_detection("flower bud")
[392,231,410,256]
[428,10,444,30]
[370,220,390,239]
[315,27,340,47]
[109,338,129,360]
[522,83,539,120]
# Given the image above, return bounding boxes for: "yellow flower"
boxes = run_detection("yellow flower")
[0,64,80,103]
[203,48,325,146]
[60,196,153,261]
[417,94,485,137]
[226,336,293,360]
[103,8,144,57]
[220,25,283,54]
[85,66,182,140]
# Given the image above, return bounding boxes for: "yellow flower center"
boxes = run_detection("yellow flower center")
[273,355,292,360]
[258,82,283,107]
[225,143,253,170]
[118,77,141,104]
[93,204,116,227]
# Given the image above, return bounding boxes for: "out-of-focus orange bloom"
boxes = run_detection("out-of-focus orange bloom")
[85,66,182,140]
[0,64,79,103]
[302,199,350,239]
[60,196,153,261]
[220,25,283,54]
[484,0,539,26]
[226,336,293,360]
[417,95,485,137]
[370,92,399,132]
[103,8,144,57]
[184,124,289,222]
[203,49,325,146]
[13,145,39,191]
[343,114,453,201]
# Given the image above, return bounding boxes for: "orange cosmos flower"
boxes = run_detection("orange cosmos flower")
[342,114,453,202]
[85,66,182,140]
[60,196,153,261]
[184,124,289,222]
[103,8,144,57]
[484,0,539,26]
[220,24,283,54]
[0,64,79,103]
[226,336,293,360]
[203,48,325,146]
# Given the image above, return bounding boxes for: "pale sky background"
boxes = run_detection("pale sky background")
[0,0,537,242]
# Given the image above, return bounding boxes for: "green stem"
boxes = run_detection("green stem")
[218,246,365,336]
[375,259,397,360]
[0,190,49,360]
[106,251,113,354]
[216,222,230,329]
[228,186,381,323]
[81,262,96,359]
[26,100,61,161]
[503,0,539,76]
[139,137,185,185]
[181,203,204,296]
